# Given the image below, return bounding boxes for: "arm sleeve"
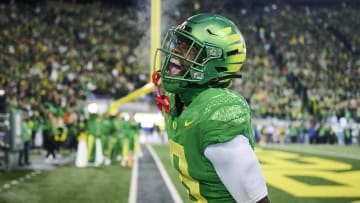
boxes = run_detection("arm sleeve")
[204,135,268,203]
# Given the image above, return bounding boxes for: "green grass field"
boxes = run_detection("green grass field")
[0,162,132,203]
[153,144,360,203]
[1,144,359,203]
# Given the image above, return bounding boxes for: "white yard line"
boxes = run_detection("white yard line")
[128,156,139,203]
[1,170,41,192]
[265,145,360,160]
[147,144,183,203]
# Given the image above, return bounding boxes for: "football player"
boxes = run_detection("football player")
[153,13,270,203]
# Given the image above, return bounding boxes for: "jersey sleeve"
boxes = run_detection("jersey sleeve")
[199,96,255,153]
[204,135,268,202]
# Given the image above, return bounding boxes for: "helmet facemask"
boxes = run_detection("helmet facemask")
[155,29,223,93]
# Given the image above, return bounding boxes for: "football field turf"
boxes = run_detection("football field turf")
[153,144,360,203]
[0,162,132,203]
[1,144,359,203]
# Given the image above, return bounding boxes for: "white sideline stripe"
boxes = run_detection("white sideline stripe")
[128,156,139,203]
[265,145,360,160]
[147,144,183,203]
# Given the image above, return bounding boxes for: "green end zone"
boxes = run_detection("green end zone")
[255,147,360,203]
[288,175,345,186]
[153,145,360,203]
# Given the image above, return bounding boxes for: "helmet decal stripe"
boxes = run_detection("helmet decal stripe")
[226,33,241,44]
[227,54,246,62]
[227,64,242,72]
[226,44,243,52]
[214,27,232,36]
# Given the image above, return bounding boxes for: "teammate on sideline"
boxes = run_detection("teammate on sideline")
[153,13,270,203]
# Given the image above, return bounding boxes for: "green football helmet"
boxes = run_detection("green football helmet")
[155,13,246,93]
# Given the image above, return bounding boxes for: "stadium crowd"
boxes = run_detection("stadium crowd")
[0,2,148,164]
[0,0,359,163]
[0,2,148,117]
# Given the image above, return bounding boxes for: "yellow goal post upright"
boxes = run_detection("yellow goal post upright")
[108,0,161,116]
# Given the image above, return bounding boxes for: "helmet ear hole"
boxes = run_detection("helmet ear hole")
[226,49,239,56]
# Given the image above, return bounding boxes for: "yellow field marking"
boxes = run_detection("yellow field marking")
[256,148,351,170]
[255,148,360,198]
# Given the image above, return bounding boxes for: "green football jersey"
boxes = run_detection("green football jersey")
[165,88,255,203]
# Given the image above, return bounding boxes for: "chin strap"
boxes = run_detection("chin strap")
[152,71,170,114]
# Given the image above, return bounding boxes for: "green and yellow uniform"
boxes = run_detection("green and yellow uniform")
[165,88,255,203]
[155,13,268,203]
[87,114,97,162]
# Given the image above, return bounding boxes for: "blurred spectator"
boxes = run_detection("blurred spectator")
[18,112,32,166]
